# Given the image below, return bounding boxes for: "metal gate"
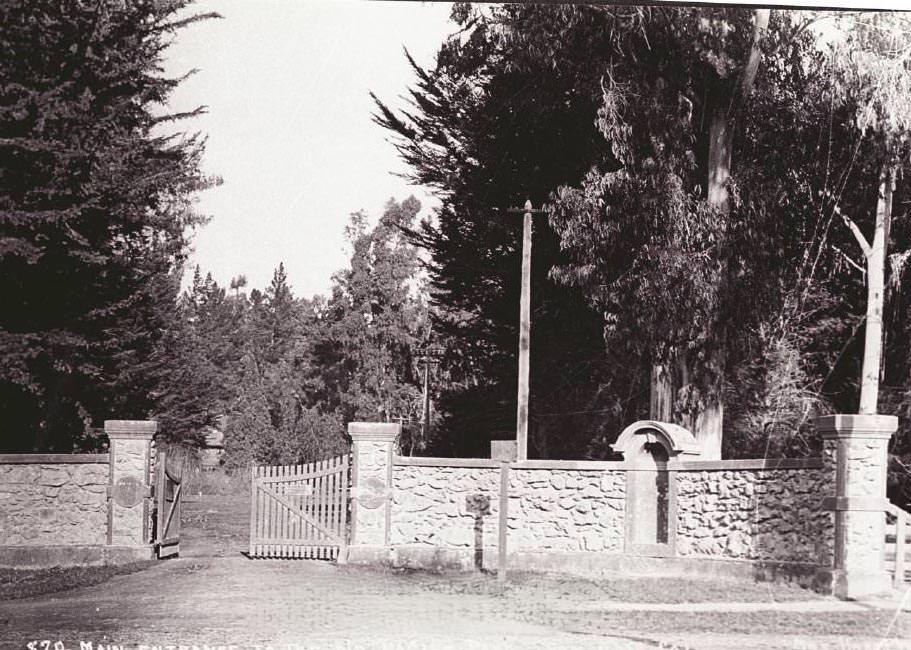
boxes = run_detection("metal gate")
[154,447,183,559]
[249,454,349,559]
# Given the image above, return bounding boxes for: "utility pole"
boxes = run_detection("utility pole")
[419,345,444,450]
[506,200,546,461]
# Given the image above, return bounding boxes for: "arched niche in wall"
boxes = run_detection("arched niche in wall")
[611,420,702,557]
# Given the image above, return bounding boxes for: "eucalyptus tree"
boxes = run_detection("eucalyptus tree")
[550,7,776,459]
[819,12,911,415]
[324,198,428,429]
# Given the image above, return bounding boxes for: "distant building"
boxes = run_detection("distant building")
[200,425,225,469]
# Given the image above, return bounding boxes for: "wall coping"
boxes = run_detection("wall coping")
[671,457,823,471]
[394,456,499,468]
[0,453,110,464]
[392,455,822,472]
[393,456,629,470]
[104,420,157,438]
[349,422,400,442]
[513,459,628,470]
[815,414,898,439]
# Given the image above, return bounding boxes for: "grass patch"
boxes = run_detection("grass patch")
[0,561,153,600]
[180,492,250,557]
[408,570,824,603]
[529,609,911,640]
[182,466,250,497]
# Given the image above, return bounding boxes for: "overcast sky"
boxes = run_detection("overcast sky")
[163,1,453,298]
[162,0,901,299]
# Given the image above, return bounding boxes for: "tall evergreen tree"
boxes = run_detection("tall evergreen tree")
[0,0,217,451]
[373,5,623,458]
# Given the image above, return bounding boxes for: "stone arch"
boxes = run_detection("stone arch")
[612,420,701,556]
[611,420,702,465]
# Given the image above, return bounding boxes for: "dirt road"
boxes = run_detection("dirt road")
[1,556,654,649]
[5,492,911,650]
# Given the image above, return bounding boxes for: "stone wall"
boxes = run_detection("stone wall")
[0,422,158,567]
[388,457,831,572]
[675,463,834,566]
[390,460,626,565]
[391,465,500,550]
[0,456,109,546]
[509,469,625,553]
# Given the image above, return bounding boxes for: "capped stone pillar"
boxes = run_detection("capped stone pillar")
[346,422,400,564]
[817,414,898,600]
[105,420,156,555]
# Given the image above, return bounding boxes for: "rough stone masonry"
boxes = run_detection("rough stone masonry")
[675,467,834,565]
[0,459,109,546]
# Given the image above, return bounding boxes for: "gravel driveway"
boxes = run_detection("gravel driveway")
[1,556,654,649]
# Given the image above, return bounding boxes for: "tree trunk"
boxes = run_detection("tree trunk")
[648,10,768,459]
[649,364,674,422]
[691,106,736,460]
[859,166,894,414]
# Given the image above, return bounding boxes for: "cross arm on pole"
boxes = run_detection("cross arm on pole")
[504,199,547,216]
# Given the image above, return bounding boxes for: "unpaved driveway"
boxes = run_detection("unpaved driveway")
[1,556,654,649]
[6,493,911,650]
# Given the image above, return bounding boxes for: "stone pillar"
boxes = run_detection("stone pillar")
[105,420,156,557]
[816,414,898,600]
[346,422,400,564]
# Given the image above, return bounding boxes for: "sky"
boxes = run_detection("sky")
[160,0,900,299]
[163,1,453,298]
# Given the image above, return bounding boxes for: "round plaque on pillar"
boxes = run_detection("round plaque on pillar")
[357,476,389,509]
[113,476,144,508]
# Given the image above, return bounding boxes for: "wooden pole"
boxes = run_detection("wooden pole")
[505,201,545,461]
[516,200,533,461]
[498,460,510,583]
[859,166,894,414]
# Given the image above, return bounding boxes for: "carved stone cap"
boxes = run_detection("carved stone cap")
[104,420,158,439]
[348,422,400,442]
[611,420,703,460]
[815,414,898,439]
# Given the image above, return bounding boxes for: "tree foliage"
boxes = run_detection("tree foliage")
[176,199,430,468]
[0,0,217,451]
[376,4,911,462]
[373,4,627,459]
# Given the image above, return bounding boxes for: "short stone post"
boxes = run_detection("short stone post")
[817,414,898,599]
[346,422,400,564]
[105,420,156,557]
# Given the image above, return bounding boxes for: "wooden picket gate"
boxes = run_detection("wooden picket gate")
[249,454,350,559]
[154,447,183,559]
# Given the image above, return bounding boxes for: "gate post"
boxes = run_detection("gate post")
[105,420,157,560]
[816,414,898,599]
[346,422,400,564]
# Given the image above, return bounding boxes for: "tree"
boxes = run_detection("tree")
[222,354,272,469]
[373,4,627,458]
[0,0,217,451]
[821,13,911,415]
[377,4,909,462]
[547,7,776,459]
[149,267,246,445]
[321,199,428,441]
[230,275,248,298]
